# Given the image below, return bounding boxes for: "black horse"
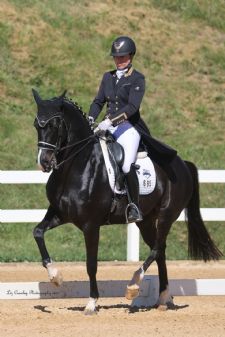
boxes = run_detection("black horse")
[32,89,222,314]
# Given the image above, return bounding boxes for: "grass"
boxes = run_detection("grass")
[151,0,225,31]
[0,221,224,262]
[0,0,224,261]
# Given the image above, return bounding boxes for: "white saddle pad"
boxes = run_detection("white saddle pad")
[100,139,156,195]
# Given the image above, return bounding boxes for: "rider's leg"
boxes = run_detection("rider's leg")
[124,163,143,223]
[115,127,142,223]
[115,126,140,173]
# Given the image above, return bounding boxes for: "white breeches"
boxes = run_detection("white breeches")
[109,125,140,174]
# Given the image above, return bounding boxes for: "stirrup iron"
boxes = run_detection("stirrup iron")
[125,202,143,224]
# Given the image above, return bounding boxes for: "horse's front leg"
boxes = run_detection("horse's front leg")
[83,225,100,315]
[33,206,63,286]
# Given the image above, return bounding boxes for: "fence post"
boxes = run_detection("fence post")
[127,223,140,262]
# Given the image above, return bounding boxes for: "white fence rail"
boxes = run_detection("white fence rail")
[0,170,225,261]
[1,170,225,184]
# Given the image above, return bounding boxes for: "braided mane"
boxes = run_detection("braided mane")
[64,96,87,119]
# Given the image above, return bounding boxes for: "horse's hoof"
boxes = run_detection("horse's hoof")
[156,288,174,309]
[125,284,140,300]
[47,264,63,286]
[84,308,98,316]
[157,304,168,311]
[84,298,98,315]
[50,271,63,286]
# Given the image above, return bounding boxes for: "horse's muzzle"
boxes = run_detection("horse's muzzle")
[37,149,56,172]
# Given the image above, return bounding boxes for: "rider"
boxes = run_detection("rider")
[88,35,177,223]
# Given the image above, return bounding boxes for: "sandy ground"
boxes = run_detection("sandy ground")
[0,261,225,337]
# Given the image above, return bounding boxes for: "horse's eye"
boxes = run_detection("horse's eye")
[51,119,59,128]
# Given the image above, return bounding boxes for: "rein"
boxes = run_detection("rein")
[38,134,96,169]
[55,134,96,168]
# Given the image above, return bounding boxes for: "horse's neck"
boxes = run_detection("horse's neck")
[64,104,92,143]
[68,125,92,143]
[57,106,94,173]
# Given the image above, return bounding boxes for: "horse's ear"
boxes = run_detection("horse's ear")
[60,90,67,99]
[32,88,42,104]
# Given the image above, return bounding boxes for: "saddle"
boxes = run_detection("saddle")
[99,133,156,197]
[105,133,145,191]
[105,132,177,184]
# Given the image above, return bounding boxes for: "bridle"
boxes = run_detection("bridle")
[36,114,96,169]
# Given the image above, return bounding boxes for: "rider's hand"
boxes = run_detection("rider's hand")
[88,116,95,126]
[98,118,112,131]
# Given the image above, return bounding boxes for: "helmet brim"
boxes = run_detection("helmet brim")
[111,51,135,57]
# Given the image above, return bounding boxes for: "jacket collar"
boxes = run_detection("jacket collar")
[111,66,134,78]
[124,66,133,77]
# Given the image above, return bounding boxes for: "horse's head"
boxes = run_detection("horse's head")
[32,89,68,172]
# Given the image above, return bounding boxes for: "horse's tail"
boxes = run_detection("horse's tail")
[184,161,223,261]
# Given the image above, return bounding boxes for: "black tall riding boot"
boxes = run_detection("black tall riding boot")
[124,164,143,223]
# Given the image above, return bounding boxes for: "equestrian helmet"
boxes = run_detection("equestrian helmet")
[110,36,136,56]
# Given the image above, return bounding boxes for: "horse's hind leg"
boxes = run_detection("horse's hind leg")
[126,216,173,308]
[147,217,174,308]
[152,214,176,308]
[125,217,157,300]
[33,206,63,286]
[155,247,173,309]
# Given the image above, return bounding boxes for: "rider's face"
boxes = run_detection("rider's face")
[113,54,132,70]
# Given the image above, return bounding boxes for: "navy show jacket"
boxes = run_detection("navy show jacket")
[89,66,177,173]
[89,67,145,126]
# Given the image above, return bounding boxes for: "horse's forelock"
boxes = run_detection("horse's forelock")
[36,98,63,123]
[35,93,89,130]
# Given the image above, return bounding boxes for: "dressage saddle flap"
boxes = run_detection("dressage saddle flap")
[107,141,124,167]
